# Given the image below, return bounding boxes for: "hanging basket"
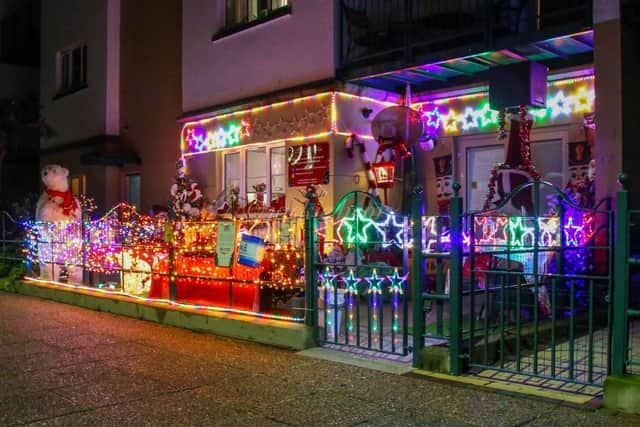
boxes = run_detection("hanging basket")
[372,161,396,188]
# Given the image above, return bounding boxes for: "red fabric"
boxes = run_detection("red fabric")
[462,254,491,288]
[45,187,79,216]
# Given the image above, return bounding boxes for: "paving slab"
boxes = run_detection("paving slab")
[0,291,639,427]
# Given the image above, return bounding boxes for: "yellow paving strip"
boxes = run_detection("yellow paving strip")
[412,369,595,405]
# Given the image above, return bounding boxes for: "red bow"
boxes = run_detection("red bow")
[45,188,79,217]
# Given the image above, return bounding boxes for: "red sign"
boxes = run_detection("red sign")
[288,142,330,187]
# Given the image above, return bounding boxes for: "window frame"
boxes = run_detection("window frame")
[54,44,88,99]
[222,143,285,207]
[213,0,291,42]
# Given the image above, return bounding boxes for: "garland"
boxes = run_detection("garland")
[483,106,540,211]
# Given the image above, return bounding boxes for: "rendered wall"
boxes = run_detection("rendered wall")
[182,0,335,112]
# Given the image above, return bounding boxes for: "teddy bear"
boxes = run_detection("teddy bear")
[36,164,81,222]
[36,164,83,284]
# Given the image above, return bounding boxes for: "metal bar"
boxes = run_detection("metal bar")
[449,183,463,375]
[569,279,575,381]
[422,292,449,301]
[533,182,540,375]
[304,192,317,332]
[469,214,477,364]
[436,217,444,336]
[500,271,505,369]
[612,177,630,375]
[551,278,557,377]
[403,215,409,355]
[334,282,338,344]
[588,279,594,383]
[411,185,425,367]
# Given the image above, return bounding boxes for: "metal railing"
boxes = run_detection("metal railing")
[338,0,593,71]
[24,211,307,322]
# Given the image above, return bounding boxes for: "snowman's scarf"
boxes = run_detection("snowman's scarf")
[45,188,79,217]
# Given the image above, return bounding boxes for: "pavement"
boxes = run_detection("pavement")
[1,293,639,427]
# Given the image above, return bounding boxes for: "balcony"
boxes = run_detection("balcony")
[338,0,593,86]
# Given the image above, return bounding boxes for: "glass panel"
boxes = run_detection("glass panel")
[82,45,87,84]
[249,0,269,21]
[71,178,80,196]
[270,146,286,210]
[224,152,241,197]
[226,0,245,25]
[72,47,82,87]
[531,139,563,205]
[126,174,141,209]
[467,145,502,211]
[272,0,287,9]
[61,52,70,90]
[246,148,267,203]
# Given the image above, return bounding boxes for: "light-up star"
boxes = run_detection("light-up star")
[319,266,336,291]
[461,106,479,131]
[564,215,583,247]
[424,106,442,129]
[387,268,407,295]
[342,269,361,295]
[477,103,499,127]
[443,109,459,133]
[573,87,594,113]
[378,213,406,248]
[508,217,535,247]
[538,217,559,247]
[365,269,385,295]
[336,208,378,244]
[549,90,573,117]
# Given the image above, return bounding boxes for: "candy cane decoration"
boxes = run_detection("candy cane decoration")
[348,134,378,198]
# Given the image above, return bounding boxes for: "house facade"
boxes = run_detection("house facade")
[39,0,181,214]
[179,0,629,220]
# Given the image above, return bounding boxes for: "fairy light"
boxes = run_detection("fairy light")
[413,75,595,134]
[366,269,384,341]
[387,269,406,335]
[342,269,360,340]
[22,277,304,322]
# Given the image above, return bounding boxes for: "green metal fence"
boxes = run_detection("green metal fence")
[612,174,640,376]
[457,180,612,386]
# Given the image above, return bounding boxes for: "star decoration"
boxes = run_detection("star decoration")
[549,90,573,117]
[424,106,442,129]
[564,215,583,247]
[477,103,499,127]
[319,266,336,291]
[336,208,379,244]
[538,217,559,247]
[508,217,535,247]
[378,213,406,248]
[573,86,594,113]
[342,269,361,295]
[461,106,479,131]
[387,268,406,295]
[365,269,385,295]
[443,110,459,132]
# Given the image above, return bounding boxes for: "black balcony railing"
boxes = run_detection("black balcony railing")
[338,0,593,76]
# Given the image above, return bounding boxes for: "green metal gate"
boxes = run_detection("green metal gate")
[306,191,412,357]
[458,181,613,386]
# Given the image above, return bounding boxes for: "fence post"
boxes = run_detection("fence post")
[304,191,317,330]
[449,182,463,375]
[165,220,177,301]
[411,185,425,368]
[612,173,630,375]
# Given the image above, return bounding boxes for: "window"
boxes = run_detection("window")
[125,174,141,210]
[223,145,286,209]
[70,175,86,197]
[216,0,290,40]
[466,139,563,211]
[56,44,87,96]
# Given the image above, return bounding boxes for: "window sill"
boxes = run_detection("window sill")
[53,84,88,101]
[212,5,292,42]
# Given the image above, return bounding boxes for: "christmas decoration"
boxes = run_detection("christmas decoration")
[169,174,203,220]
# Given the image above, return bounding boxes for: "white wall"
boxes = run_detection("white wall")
[40,0,111,149]
[182,0,335,113]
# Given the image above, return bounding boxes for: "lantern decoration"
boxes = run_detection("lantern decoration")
[372,161,396,188]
